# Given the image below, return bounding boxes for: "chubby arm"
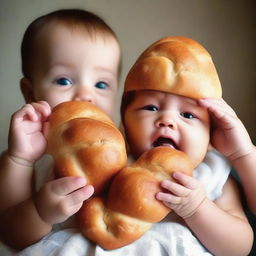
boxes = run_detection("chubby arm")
[0,176,94,250]
[0,197,52,249]
[0,101,94,249]
[231,147,256,214]
[186,176,253,256]
[0,151,33,212]
[199,98,256,215]
[0,101,51,212]
[157,174,253,256]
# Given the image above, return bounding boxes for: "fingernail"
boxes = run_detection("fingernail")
[172,172,179,179]
[77,177,87,185]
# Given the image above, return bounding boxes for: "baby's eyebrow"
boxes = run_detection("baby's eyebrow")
[45,63,76,75]
[94,66,116,76]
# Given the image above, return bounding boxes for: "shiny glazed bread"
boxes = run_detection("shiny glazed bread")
[77,147,194,249]
[125,36,222,99]
[47,101,127,195]
[47,101,194,250]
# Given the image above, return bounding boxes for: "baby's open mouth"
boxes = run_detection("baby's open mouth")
[152,137,177,149]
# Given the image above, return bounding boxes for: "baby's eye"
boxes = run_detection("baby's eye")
[95,81,108,89]
[142,105,158,111]
[181,112,196,119]
[56,78,72,86]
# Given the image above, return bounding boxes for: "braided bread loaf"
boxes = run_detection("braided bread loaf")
[47,101,127,195]
[77,146,194,249]
[47,101,194,249]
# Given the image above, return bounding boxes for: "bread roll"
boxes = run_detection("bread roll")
[125,36,222,99]
[47,101,127,195]
[77,146,194,249]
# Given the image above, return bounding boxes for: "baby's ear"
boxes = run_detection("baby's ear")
[20,77,34,103]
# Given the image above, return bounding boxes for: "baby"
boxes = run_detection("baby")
[0,8,121,250]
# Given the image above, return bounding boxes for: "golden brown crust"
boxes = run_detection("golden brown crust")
[47,101,127,195]
[78,197,152,250]
[77,147,194,249]
[47,101,194,250]
[125,36,222,99]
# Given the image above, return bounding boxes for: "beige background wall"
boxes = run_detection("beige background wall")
[0,0,255,152]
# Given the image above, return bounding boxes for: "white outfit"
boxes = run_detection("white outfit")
[4,150,230,256]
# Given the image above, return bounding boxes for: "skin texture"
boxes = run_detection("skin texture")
[0,22,120,249]
[20,23,120,118]
[124,91,210,167]
[123,90,254,255]
[198,98,256,216]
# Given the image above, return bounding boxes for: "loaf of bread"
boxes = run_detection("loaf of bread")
[77,146,194,249]
[47,101,127,195]
[47,101,194,250]
[125,36,222,99]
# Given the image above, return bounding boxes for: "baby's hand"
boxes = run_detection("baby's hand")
[198,98,254,161]
[8,101,51,164]
[156,172,206,219]
[34,176,94,225]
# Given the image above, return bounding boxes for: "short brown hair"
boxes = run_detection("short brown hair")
[21,9,119,79]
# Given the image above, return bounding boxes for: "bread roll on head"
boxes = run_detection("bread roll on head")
[47,101,127,195]
[125,36,222,99]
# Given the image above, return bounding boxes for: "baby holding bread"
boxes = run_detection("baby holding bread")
[19,36,254,256]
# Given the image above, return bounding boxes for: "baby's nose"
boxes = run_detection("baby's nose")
[74,86,94,103]
[155,113,177,129]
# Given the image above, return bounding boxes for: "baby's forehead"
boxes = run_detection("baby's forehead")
[34,21,117,46]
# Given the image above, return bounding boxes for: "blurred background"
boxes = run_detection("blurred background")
[0,0,255,152]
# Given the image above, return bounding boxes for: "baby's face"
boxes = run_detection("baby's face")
[24,22,120,119]
[124,90,210,167]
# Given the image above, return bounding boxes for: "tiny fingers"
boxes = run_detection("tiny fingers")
[198,98,237,119]
[31,101,52,121]
[50,176,88,195]
[59,184,94,217]
[161,179,190,197]
[172,172,198,190]
[156,175,193,207]
[67,185,94,205]
[156,191,182,205]
[12,101,51,123]
[12,104,39,123]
